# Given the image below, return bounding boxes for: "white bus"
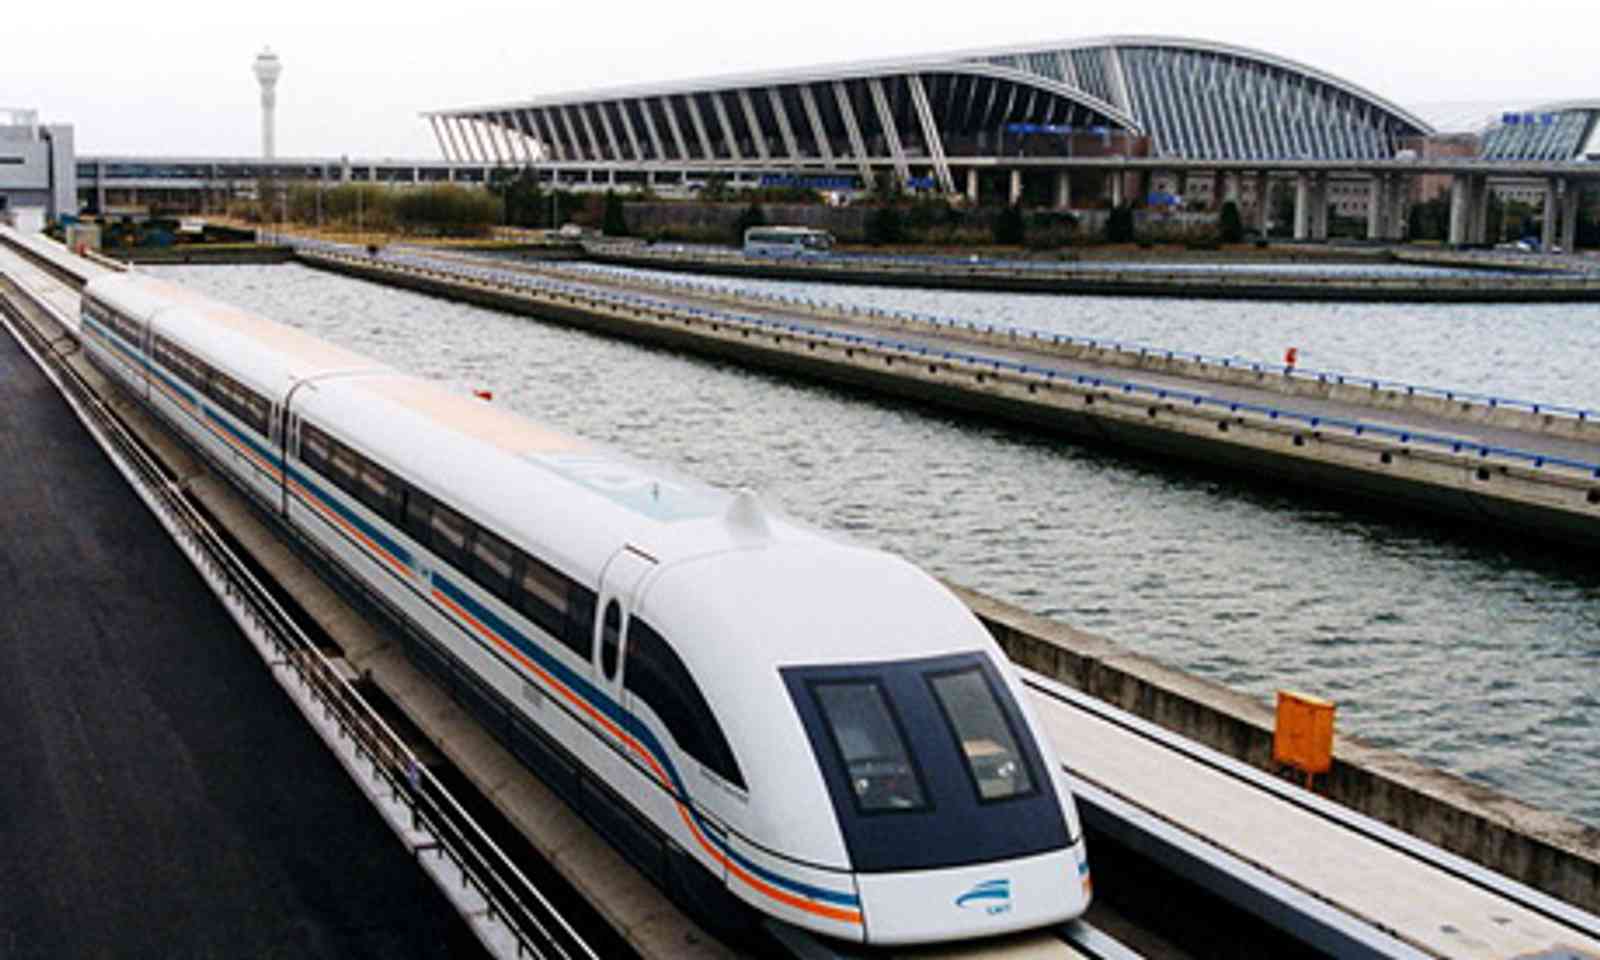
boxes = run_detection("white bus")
[743,225,835,257]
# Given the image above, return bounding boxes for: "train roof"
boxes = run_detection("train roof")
[88,271,382,382]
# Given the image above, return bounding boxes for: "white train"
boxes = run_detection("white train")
[76,268,1092,946]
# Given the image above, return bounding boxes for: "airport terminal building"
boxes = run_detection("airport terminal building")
[422,36,1438,204]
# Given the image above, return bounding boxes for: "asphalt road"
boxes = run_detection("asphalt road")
[0,326,479,958]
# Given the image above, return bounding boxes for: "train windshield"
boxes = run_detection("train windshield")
[812,680,928,813]
[927,667,1035,801]
[784,652,1068,872]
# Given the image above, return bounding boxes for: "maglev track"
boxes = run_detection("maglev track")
[1022,672,1600,960]
[0,230,1151,959]
[0,238,601,960]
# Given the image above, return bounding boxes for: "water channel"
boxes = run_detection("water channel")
[151,262,1600,828]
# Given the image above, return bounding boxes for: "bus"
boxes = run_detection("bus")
[743,225,835,258]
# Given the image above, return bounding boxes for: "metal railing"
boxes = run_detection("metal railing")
[0,271,597,960]
[299,242,1600,479]
[529,255,1600,425]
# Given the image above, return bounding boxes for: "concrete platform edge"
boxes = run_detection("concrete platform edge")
[946,582,1600,915]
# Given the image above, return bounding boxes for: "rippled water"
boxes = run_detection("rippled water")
[151,263,1600,827]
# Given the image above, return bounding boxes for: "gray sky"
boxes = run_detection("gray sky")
[8,0,1596,158]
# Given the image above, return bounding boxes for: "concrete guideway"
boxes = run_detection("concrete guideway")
[0,232,1153,960]
[585,243,1600,302]
[9,231,1599,956]
[0,266,477,958]
[298,246,1600,551]
[513,253,1600,457]
[1026,673,1600,960]
[0,241,736,960]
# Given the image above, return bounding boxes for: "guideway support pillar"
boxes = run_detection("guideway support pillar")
[1294,173,1329,242]
[1255,173,1271,236]
[1366,175,1386,241]
[1054,170,1071,209]
[1561,180,1580,253]
[1449,174,1469,246]
[1294,173,1310,240]
[1543,178,1561,252]
[1448,173,1490,246]
[1009,169,1023,206]
[1106,171,1125,208]
[966,167,979,205]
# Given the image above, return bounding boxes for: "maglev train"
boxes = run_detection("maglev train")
[76,269,1092,946]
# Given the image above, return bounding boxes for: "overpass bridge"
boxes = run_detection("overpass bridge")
[4,230,1600,959]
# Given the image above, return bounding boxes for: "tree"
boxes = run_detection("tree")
[994,204,1026,245]
[1104,204,1135,243]
[1218,200,1244,244]
[602,190,629,236]
[732,202,767,244]
[865,204,905,245]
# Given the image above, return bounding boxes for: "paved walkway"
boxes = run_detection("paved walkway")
[0,324,476,958]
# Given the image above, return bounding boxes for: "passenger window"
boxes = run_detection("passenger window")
[626,619,744,788]
[927,667,1036,803]
[329,442,361,498]
[811,681,927,814]
[600,600,622,680]
[300,424,330,472]
[357,460,397,518]
[513,554,569,637]
[471,529,515,600]
[404,487,434,542]
[429,504,470,567]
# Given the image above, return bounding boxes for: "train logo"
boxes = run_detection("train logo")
[955,878,1012,915]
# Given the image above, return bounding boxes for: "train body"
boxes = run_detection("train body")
[76,268,1092,945]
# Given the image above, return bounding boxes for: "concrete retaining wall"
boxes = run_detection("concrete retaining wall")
[950,583,1600,915]
[590,246,1600,302]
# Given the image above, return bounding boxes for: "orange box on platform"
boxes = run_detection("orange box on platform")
[1273,690,1336,775]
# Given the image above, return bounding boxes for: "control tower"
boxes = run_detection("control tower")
[252,47,282,159]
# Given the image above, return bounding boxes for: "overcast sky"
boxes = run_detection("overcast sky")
[7,0,1595,158]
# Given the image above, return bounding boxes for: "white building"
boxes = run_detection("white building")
[0,109,77,226]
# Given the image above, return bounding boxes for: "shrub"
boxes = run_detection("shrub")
[1219,200,1244,244]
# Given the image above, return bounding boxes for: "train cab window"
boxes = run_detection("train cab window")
[429,504,471,568]
[470,528,515,601]
[600,601,622,680]
[625,619,744,788]
[811,681,928,814]
[927,667,1036,803]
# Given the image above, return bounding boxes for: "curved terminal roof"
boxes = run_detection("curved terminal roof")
[425,35,1436,182]
[1479,102,1600,162]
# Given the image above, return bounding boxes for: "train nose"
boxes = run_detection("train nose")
[854,842,1090,945]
